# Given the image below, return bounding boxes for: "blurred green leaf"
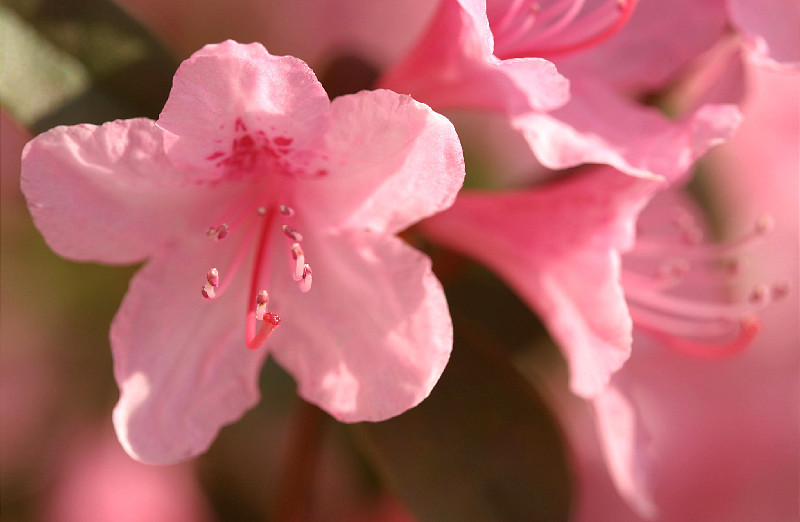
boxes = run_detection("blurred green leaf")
[3,0,178,129]
[352,314,573,522]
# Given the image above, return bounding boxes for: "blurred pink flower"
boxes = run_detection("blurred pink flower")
[44,426,214,522]
[379,0,742,181]
[21,41,464,463]
[546,59,799,520]
[378,0,571,116]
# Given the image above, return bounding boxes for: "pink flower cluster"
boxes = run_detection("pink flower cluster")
[20,0,798,518]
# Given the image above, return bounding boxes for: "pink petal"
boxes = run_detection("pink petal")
[111,230,266,464]
[727,0,800,70]
[514,80,742,180]
[157,41,330,173]
[590,382,657,520]
[267,230,452,422]
[379,0,569,115]
[422,168,659,396]
[302,89,465,235]
[21,118,212,264]
[556,0,730,93]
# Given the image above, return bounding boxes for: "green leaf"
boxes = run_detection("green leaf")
[352,316,573,522]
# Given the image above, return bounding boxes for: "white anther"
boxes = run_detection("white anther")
[299,264,312,293]
[256,290,269,320]
[257,206,267,216]
[206,268,219,287]
[207,223,230,240]
[290,243,305,281]
[279,205,295,217]
[282,224,303,242]
[202,283,216,300]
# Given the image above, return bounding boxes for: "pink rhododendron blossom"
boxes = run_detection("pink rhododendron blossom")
[21,41,465,464]
[423,168,658,397]
[421,160,769,397]
[380,0,742,181]
[379,0,571,116]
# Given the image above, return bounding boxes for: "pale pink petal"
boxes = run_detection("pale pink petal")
[727,0,800,70]
[111,229,266,464]
[157,41,330,173]
[379,0,569,115]
[20,118,215,264]
[300,89,465,235]
[422,168,659,396]
[591,381,656,520]
[556,0,730,92]
[268,231,452,422]
[514,80,742,180]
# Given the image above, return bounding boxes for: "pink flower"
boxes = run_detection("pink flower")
[378,0,571,116]
[21,40,465,463]
[420,161,769,398]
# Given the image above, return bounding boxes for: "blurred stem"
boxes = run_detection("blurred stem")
[272,399,327,522]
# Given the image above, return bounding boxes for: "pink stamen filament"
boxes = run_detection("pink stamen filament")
[494,0,638,59]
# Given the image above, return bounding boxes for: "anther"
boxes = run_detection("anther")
[206,268,220,287]
[771,282,789,300]
[290,243,305,281]
[748,285,768,305]
[282,224,303,242]
[207,223,230,240]
[201,268,220,300]
[279,205,295,217]
[257,206,267,216]
[255,290,269,320]
[299,264,312,293]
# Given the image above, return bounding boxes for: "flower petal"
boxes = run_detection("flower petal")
[422,168,659,396]
[302,89,465,234]
[728,0,800,70]
[157,41,330,174]
[20,118,211,264]
[111,229,265,464]
[379,0,569,115]
[514,80,742,180]
[267,230,452,422]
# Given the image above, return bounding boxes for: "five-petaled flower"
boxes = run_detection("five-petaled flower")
[21,40,465,464]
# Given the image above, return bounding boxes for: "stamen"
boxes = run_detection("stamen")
[257,206,267,216]
[290,243,305,281]
[623,203,780,359]
[201,267,220,300]
[206,268,220,288]
[491,0,639,59]
[282,224,303,242]
[207,223,230,241]
[279,204,295,217]
[255,289,269,320]
[299,264,312,293]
